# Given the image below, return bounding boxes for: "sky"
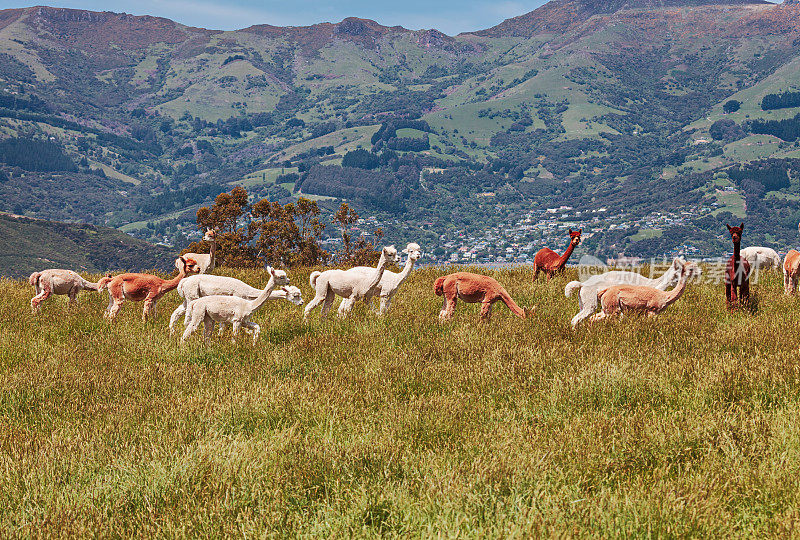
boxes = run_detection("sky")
[0,0,549,34]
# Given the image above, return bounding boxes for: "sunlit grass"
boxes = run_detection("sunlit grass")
[0,266,799,536]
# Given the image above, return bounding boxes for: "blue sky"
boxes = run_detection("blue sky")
[1,0,548,34]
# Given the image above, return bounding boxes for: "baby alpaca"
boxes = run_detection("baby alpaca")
[181,267,290,345]
[29,269,109,312]
[591,262,698,322]
[434,272,532,322]
[102,257,200,322]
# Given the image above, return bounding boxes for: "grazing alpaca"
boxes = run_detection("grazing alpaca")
[336,242,423,316]
[181,267,290,345]
[741,246,781,271]
[183,229,217,273]
[101,257,200,322]
[725,223,751,309]
[303,245,399,320]
[784,249,800,295]
[29,269,109,312]
[434,272,532,322]
[590,261,698,322]
[168,273,303,334]
[533,229,582,280]
[564,257,693,327]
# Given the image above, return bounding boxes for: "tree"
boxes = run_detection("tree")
[334,202,383,265]
[723,100,741,114]
[250,197,328,267]
[189,186,257,267]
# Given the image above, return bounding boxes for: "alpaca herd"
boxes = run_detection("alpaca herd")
[25,223,800,345]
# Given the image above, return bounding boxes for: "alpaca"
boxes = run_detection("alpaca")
[784,249,800,295]
[741,246,781,271]
[590,261,698,322]
[29,269,110,312]
[434,272,533,322]
[725,223,750,309]
[101,257,200,322]
[336,242,422,316]
[303,245,399,320]
[168,273,303,334]
[182,229,217,273]
[533,229,582,280]
[564,257,695,327]
[180,267,290,345]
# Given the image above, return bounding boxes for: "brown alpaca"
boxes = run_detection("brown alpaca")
[434,272,533,322]
[725,223,750,309]
[100,257,200,322]
[784,249,800,295]
[533,229,582,280]
[591,261,698,322]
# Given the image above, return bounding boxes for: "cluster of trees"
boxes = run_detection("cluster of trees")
[385,136,429,152]
[750,113,800,141]
[371,119,431,145]
[761,91,800,111]
[0,138,76,171]
[709,119,746,142]
[728,159,795,192]
[298,165,409,213]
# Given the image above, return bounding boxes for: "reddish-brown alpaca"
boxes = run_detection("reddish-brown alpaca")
[725,223,750,310]
[99,257,200,322]
[434,272,533,322]
[533,229,582,280]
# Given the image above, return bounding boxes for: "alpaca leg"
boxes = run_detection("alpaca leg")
[107,298,124,320]
[203,316,214,343]
[741,280,750,305]
[785,271,791,295]
[142,299,156,322]
[30,288,50,312]
[337,297,352,318]
[379,297,391,315]
[231,321,242,343]
[68,286,79,309]
[571,288,598,327]
[243,321,260,345]
[321,290,335,318]
[218,322,227,336]
[181,313,203,344]
[169,304,186,335]
[480,300,493,322]
[303,292,327,321]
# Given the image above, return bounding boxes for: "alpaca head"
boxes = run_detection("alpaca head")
[203,229,216,242]
[282,285,304,306]
[681,260,702,281]
[267,266,290,287]
[382,245,399,264]
[568,228,582,246]
[726,223,744,243]
[177,256,201,274]
[403,242,422,262]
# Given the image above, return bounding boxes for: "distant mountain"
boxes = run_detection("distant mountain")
[0,212,175,278]
[2,1,800,259]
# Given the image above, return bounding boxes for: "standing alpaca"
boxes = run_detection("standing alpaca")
[783,249,800,295]
[181,267,289,345]
[725,223,751,309]
[29,269,110,312]
[533,229,582,280]
[303,246,399,320]
[168,273,303,334]
[590,261,698,322]
[434,272,532,322]
[565,257,692,327]
[336,242,423,316]
[101,257,200,322]
[741,246,781,271]
[182,229,217,273]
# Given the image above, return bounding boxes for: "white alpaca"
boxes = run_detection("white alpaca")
[168,273,303,334]
[741,246,781,271]
[28,269,109,312]
[303,245,399,320]
[337,242,422,316]
[183,229,218,273]
[565,257,695,327]
[181,267,290,345]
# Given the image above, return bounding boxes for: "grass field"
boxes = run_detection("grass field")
[1,265,800,536]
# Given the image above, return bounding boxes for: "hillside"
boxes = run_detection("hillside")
[1,2,800,260]
[0,212,175,278]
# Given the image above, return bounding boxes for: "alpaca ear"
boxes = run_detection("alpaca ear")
[569,229,573,234]
[740,222,744,231]
[578,228,582,234]
[726,224,732,232]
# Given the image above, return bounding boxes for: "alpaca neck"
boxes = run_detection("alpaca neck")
[246,276,277,314]
[396,256,416,285]
[557,240,577,267]
[365,253,389,292]
[209,240,217,266]
[733,241,741,265]
[654,262,681,288]
[161,267,187,293]
[663,273,689,306]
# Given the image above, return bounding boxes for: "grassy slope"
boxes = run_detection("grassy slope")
[0,264,798,535]
[0,213,175,278]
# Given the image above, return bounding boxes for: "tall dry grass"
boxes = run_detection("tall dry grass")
[0,265,799,536]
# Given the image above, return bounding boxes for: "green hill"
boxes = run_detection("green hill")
[0,212,175,278]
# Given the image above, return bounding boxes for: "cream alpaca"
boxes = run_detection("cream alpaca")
[168,273,303,334]
[183,229,218,273]
[29,269,109,312]
[591,262,698,322]
[181,267,289,344]
[337,242,422,316]
[303,245,399,320]
[741,246,781,271]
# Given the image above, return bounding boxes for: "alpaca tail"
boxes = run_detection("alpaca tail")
[28,272,41,288]
[499,289,532,319]
[96,275,113,291]
[309,271,321,288]
[434,276,446,296]
[565,280,582,298]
